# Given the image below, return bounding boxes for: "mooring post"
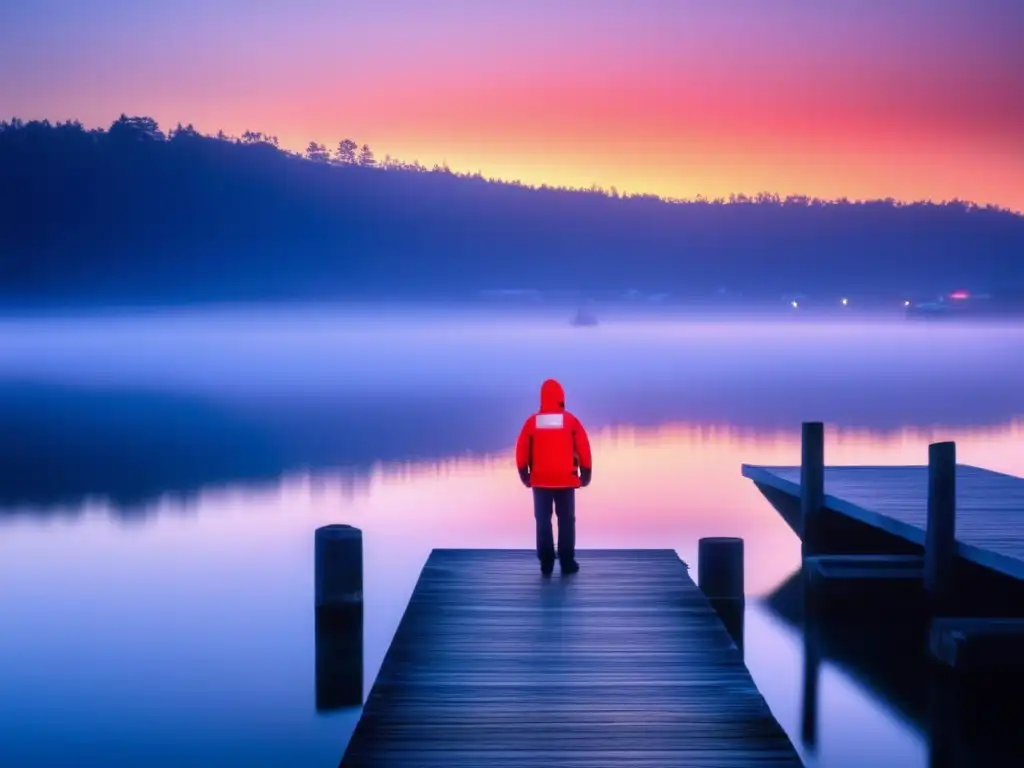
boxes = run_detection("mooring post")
[315,524,363,610]
[314,524,364,710]
[924,442,956,616]
[800,421,825,559]
[697,537,745,654]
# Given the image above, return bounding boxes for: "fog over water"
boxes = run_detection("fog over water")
[1,305,1022,767]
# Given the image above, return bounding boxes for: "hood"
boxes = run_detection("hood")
[539,379,565,412]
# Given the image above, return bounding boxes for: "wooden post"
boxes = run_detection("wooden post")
[698,537,744,654]
[924,442,956,616]
[315,524,363,610]
[800,421,825,558]
[698,537,744,600]
[314,524,364,710]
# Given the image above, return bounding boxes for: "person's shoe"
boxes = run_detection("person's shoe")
[540,560,555,576]
[560,560,580,575]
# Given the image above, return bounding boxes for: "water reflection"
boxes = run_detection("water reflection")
[3,376,1024,519]
[315,606,363,713]
[802,619,821,753]
[2,315,1024,767]
[2,421,1023,766]
[709,596,745,656]
[928,672,1024,767]
[762,567,1024,767]
[765,572,932,732]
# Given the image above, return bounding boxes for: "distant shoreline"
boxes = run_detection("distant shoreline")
[2,297,1012,327]
[3,115,1022,300]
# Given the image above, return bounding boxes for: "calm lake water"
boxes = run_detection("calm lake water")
[1,306,1022,767]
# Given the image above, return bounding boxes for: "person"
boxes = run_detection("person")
[515,378,592,575]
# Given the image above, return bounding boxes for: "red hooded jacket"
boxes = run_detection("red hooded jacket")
[515,379,592,489]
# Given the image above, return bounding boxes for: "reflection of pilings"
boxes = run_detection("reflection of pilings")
[697,537,744,655]
[927,672,961,768]
[800,576,820,753]
[707,598,744,656]
[315,604,364,711]
[314,525,364,712]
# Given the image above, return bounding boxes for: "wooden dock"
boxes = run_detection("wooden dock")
[339,549,802,767]
[741,463,1024,582]
[742,423,1024,670]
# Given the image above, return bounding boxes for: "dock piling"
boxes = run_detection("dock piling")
[745,432,1024,678]
[800,421,825,558]
[314,524,364,711]
[698,536,745,652]
[315,524,363,610]
[924,442,956,615]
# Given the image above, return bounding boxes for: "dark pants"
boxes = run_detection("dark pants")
[533,488,576,565]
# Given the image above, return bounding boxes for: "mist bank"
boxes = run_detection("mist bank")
[3,312,1022,514]
[3,116,1023,303]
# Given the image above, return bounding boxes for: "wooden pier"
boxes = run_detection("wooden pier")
[742,422,1024,670]
[339,548,802,767]
[742,462,1024,582]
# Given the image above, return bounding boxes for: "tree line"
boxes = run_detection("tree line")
[2,112,1022,304]
[1,113,1013,214]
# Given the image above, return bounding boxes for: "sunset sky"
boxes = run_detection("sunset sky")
[4,0,1023,210]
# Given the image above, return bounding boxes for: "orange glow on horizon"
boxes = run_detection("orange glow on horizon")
[172,86,1022,212]
[6,3,1022,212]
[143,52,1022,211]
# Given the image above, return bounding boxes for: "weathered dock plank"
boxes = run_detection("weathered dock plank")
[741,464,1024,581]
[339,549,802,767]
